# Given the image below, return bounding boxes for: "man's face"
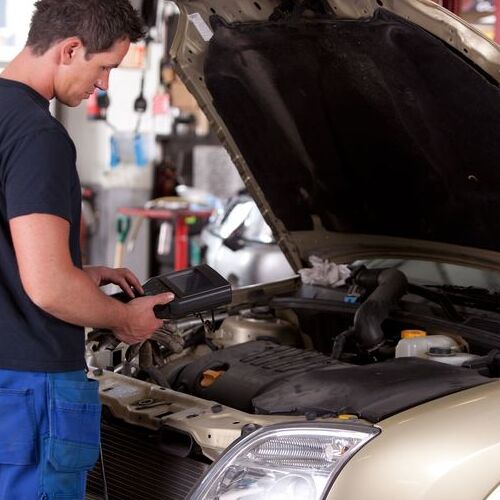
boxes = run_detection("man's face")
[55,38,130,107]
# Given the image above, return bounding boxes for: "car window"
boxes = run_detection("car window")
[354,259,500,290]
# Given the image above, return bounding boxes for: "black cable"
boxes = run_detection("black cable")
[197,312,218,351]
[100,441,109,500]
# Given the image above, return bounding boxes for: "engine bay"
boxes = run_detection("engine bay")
[88,266,500,428]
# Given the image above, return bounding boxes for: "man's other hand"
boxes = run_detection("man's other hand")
[112,292,175,345]
[84,265,144,298]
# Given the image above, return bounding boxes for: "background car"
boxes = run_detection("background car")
[200,193,295,286]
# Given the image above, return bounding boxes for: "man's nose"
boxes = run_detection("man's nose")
[95,75,109,91]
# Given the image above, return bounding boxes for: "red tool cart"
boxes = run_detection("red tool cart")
[116,205,213,271]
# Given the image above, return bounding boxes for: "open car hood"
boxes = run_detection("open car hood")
[170,0,500,273]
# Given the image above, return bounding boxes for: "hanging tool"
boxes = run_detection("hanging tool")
[132,43,149,167]
[114,214,131,268]
[134,70,148,132]
[86,89,110,120]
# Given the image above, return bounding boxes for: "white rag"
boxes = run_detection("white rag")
[299,256,351,287]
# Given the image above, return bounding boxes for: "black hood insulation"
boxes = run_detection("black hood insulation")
[204,9,500,251]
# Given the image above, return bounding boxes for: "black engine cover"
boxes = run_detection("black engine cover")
[173,341,340,412]
[175,341,492,421]
[254,356,492,421]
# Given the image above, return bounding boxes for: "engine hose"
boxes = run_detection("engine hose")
[353,268,408,351]
[331,328,354,359]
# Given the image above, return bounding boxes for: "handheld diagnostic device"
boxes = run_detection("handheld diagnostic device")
[113,264,232,319]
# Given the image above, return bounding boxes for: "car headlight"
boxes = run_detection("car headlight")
[189,422,380,500]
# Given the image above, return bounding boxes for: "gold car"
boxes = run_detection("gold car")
[87,1,500,498]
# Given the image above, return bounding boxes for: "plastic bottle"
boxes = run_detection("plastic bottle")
[395,330,479,367]
[395,330,459,358]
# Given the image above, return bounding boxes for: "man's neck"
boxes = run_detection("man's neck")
[1,47,54,100]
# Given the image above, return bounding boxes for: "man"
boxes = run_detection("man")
[0,0,174,497]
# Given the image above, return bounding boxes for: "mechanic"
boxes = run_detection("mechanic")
[0,1,174,498]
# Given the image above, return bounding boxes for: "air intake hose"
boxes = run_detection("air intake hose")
[352,268,408,352]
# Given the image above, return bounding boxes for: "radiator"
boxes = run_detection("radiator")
[87,421,210,500]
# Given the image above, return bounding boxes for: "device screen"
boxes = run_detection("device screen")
[167,268,214,295]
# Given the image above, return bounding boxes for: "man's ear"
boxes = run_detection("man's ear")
[60,37,84,65]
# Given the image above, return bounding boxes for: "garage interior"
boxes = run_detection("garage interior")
[1,0,499,499]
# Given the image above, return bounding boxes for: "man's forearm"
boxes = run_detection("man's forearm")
[10,213,172,343]
[31,266,129,330]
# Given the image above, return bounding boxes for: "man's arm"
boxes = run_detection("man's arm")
[10,213,173,344]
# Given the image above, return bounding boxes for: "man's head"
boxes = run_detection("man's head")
[25,0,144,106]
[27,0,144,57]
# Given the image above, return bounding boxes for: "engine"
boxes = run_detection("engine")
[87,266,500,421]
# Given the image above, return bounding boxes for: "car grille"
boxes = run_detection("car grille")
[87,421,209,500]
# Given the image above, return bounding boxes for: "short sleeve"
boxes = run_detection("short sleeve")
[4,128,76,222]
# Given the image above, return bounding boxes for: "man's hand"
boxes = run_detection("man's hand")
[112,292,175,345]
[84,266,143,298]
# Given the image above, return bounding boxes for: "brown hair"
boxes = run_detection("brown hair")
[27,0,145,56]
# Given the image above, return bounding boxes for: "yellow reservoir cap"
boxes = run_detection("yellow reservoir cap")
[401,329,427,339]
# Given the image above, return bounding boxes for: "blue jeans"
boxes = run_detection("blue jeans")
[0,369,101,500]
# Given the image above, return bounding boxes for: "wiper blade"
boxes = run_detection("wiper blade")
[408,283,464,322]
[425,284,500,313]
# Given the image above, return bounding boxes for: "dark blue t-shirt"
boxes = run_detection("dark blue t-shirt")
[0,78,85,372]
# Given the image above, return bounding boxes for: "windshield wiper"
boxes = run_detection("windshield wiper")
[424,285,500,314]
[407,283,464,322]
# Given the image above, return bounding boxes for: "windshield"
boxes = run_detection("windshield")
[354,259,500,291]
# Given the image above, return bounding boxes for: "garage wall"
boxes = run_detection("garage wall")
[59,41,164,187]
[0,0,35,64]
[58,41,165,276]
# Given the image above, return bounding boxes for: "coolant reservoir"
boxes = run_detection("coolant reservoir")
[395,330,458,358]
[396,330,479,366]
[426,347,479,366]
